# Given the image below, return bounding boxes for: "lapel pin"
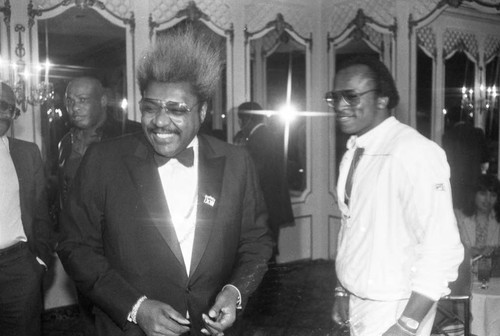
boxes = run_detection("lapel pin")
[203,195,216,207]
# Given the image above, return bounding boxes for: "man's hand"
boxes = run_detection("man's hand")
[201,286,238,335]
[332,296,350,328]
[136,299,190,336]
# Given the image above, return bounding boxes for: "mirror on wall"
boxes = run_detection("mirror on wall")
[484,54,500,173]
[246,15,309,195]
[35,5,127,208]
[416,48,433,139]
[443,51,476,133]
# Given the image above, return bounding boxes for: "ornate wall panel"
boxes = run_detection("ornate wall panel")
[32,0,133,18]
[245,1,313,38]
[443,28,479,60]
[150,0,231,30]
[325,0,395,37]
[417,26,437,58]
[485,34,500,62]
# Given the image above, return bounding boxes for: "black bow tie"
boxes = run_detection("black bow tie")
[155,147,194,167]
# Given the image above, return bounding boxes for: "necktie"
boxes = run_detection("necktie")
[344,147,364,206]
[155,147,194,167]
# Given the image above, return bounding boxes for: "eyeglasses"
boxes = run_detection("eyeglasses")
[0,101,19,120]
[139,98,200,120]
[324,89,378,109]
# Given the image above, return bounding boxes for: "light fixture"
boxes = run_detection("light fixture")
[12,23,54,113]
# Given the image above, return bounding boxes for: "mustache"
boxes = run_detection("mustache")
[150,127,180,135]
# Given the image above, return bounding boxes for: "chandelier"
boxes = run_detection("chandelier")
[12,24,54,113]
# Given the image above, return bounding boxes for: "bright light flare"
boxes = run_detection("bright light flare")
[121,98,128,110]
[279,104,298,122]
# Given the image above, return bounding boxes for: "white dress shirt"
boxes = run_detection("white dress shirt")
[336,116,464,301]
[0,136,27,249]
[158,137,198,275]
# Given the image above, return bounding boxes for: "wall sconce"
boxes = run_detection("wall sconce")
[13,24,54,112]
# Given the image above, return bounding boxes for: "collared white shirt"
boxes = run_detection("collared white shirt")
[158,137,198,275]
[0,136,27,249]
[336,116,463,301]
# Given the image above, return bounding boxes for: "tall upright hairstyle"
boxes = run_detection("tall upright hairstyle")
[338,55,400,110]
[137,24,223,102]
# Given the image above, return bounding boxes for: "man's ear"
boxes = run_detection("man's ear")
[200,102,207,123]
[377,96,389,109]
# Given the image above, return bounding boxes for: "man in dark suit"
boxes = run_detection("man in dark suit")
[0,82,55,336]
[57,25,273,336]
[58,76,142,206]
[235,102,294,258]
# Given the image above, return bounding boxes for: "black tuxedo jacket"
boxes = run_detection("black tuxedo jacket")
[57,133,273,335]
[9,137,54,266]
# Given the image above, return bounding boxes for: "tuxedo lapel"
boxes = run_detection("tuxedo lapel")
[124,139,186,273]
[189,137,225,277]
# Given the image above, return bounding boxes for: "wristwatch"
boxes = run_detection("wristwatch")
[399,315,420,331]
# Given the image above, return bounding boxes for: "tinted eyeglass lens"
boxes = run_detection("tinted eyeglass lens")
[139,99,190,117]
[325,90,360,108]
[0,101,14,118]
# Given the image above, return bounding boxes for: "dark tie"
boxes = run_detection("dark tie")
[344,147,364,206]
[154,147,194,167]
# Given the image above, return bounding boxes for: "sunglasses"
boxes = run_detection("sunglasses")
[139,98,200,119]
[0,100,19,120]
[324,89,378,109]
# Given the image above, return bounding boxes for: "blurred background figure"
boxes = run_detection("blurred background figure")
[235,102,295,259]
[443,107,490,211]
[456,174,500,277]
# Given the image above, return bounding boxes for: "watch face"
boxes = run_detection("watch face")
[400,316,419,330]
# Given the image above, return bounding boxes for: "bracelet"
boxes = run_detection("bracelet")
[127,295,147,324]
[396,320,417,336]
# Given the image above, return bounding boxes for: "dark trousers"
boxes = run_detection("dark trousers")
[0,242,44,336]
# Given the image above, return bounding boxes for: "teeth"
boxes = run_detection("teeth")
[156,133,170,139]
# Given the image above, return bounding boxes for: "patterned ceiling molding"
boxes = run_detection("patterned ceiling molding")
[409,0,462,33]
[485,35,500,63]
[416,26,437,59]
[443,28,479,61]
[149,1,232,41]
[328,9,396,49]
[29,0,134,30]
[245,13,312,51]
[150,0,231,31]
[245,1,312,38]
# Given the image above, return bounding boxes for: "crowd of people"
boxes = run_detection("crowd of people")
[0,22,498,336]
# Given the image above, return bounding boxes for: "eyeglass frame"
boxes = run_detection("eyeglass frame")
[0,100,20,120]
[139,97,201,120]
[324,89,378,109]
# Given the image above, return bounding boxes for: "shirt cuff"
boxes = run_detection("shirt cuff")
[222,284,242,310]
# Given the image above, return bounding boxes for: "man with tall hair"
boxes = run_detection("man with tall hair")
[58,25,273,336]
[327,56,463,336]
[0,82,55,336]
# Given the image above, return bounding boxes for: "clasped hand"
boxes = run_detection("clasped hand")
[136,286,238,336]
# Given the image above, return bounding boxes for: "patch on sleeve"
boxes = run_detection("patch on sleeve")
[434,183,445,191]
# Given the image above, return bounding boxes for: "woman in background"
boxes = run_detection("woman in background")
[456,174,500,276]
